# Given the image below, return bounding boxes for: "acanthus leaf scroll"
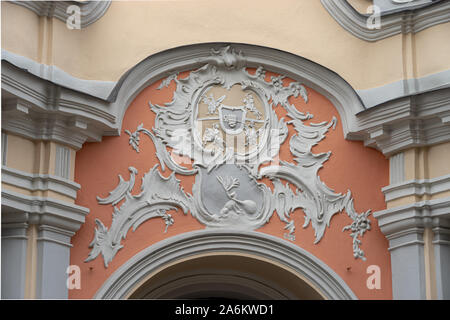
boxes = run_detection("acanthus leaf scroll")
[86,46,372,267]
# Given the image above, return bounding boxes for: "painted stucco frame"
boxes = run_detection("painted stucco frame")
[94,230,357,300]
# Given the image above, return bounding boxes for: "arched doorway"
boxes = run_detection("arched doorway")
[129,254,324,299]
[94,230,356,299]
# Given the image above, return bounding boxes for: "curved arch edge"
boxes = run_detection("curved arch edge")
[93,229,358,300]
[321,0,450,42]
[8,0,112,29]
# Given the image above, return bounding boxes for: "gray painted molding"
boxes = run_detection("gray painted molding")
[1,203,88,299]
[374,196,450,255]
[352,88,450,156]
[374,196,450,299]
[375,0,434,15]
[93,230,357,300]
[1,132,7,166]
[433,222,450,299]
[374,197,450,235]
[374,196,450,251]
[383,174,450,202]
[0,72,108,150]
[356,69,450,109]
[389,152,405,184]
[321,0,450,42]
[1,212,29,299]
[3,45,450,155]
[8,0,111,29]
[4,38,450,113]
[1,166,81,200]
[1,189,89,233]
[1,50,116,101]
[35,224,73,298]
[55,145,71,179]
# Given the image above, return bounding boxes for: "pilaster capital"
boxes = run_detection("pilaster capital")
[1,189,89,235]
[374,197,450,242]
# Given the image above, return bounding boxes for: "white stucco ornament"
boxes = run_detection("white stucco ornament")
[86,46,372,267]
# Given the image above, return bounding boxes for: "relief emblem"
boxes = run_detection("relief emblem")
[194,85,267,157]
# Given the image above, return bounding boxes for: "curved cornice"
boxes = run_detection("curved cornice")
[93,230,357,299]
[8,0,111,28]
[1,44,365,141]
[1,166,81,201]
[109,43,365,138]
[1,50,115,101]
[374,197,450,241]
[2,44,449,154]
[321,0,450,41]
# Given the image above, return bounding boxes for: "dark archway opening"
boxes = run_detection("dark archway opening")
[129,254,324,300]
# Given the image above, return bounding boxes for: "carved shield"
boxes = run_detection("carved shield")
[218,105,247,135]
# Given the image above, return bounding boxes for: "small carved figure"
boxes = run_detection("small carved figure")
[254,66,266,79]
[203,123,224,149]
[244,121,259,146]
[243,93,262,119]
[202,93,226,115]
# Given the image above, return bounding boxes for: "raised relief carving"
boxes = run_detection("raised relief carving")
[216,176,257,217]
[87,46,373,267]
[85,165,192,267]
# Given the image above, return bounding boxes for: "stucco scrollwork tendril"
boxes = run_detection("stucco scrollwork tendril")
[85,165,192,267]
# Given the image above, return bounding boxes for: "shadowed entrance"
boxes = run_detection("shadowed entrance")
[129,254,324,299]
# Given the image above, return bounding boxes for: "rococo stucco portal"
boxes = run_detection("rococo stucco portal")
[85,46,372,267]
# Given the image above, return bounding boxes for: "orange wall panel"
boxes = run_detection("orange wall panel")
[71,70,391,299]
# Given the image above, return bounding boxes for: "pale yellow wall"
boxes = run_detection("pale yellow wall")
[415,23,450,78]
[5,134,56,175]
[404,147,427,181]
[1,2,40,62]
[5,134,36,173]
[386,191,450,209]
[387,195,417,209]
[3,133,78,176]
[427,142,450,179]
[3,0,449,91]
[387,142,450,208]
[34,140,51,175]
[404,142,450,181]
[2,133,77,203]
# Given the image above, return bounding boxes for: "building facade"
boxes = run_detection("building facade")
[1,0,449,300]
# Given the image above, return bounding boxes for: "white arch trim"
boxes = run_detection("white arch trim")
[109,43,365,139]
[93,229,357,300]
